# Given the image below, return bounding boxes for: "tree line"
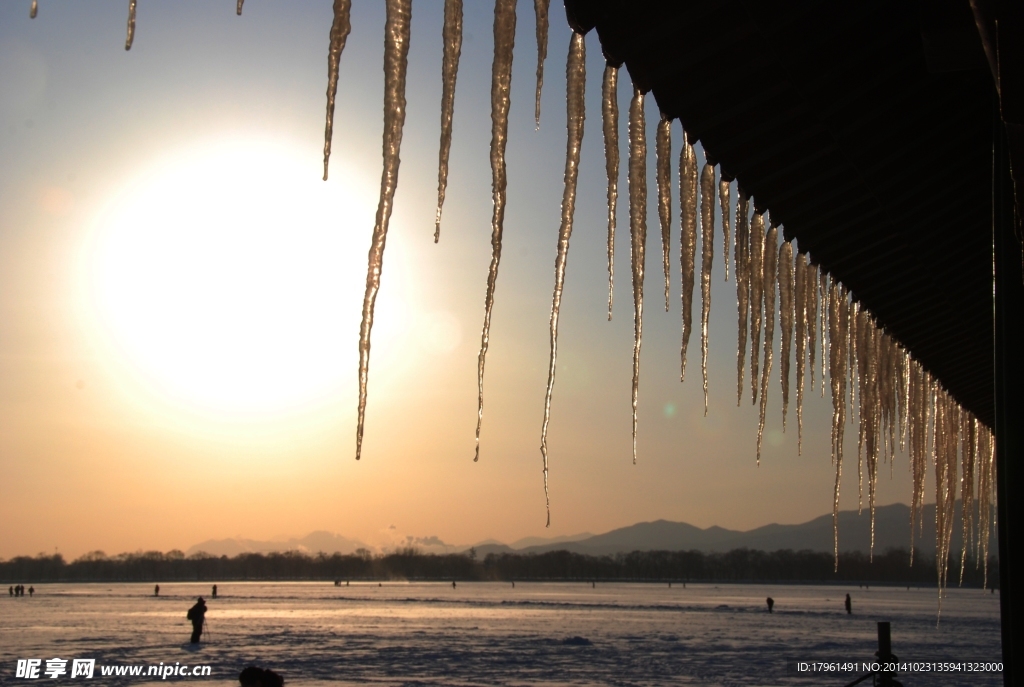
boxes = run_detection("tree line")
[0,547,997,587]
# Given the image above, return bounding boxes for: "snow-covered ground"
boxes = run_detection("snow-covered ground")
[1,581,1002,686]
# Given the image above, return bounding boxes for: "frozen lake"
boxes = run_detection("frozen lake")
[0,581,1002,686]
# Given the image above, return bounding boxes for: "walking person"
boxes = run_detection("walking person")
[766,597,774,613]
[212,584,217,598]
[845,593,852,615]
[154,584,160,596]
[187,597,207,644]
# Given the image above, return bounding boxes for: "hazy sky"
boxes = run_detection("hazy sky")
[0,1,919,560]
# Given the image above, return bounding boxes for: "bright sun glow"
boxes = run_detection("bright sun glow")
[84,138,405,417]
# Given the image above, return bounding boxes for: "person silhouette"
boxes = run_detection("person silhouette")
[212,585,218,598]
[28,586,34,597]
[238,666,284,687]
[845,593,852,615]
[452,580,456,589]
[154,585,160,596]
[187,597,207,643]
[766,597,774,613]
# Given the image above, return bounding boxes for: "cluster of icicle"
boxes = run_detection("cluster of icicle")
[596,68,998,602]
[87,1,999,599]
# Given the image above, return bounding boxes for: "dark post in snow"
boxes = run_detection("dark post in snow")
[874,622,898,687]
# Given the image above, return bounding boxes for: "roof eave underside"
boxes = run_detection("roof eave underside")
[568,0,996,428]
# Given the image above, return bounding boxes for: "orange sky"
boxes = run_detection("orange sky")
[0,1,919,561]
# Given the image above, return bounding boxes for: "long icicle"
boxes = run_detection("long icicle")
[322,0,353,180]
[720,177,731,281]
[125,0,137,51]
[959,413,976,585]
[628,85,647,464]
[829,281,848,568]
[830,282,842,521]
[474,0,517,462]
[756,225,777,463]
[532,0,549,129]
[539,31,585,527]
[355,0,412,461]
[866,321,880,558]
[30,0,37,19]
[820,269,830,398]
[749,213,765,404]
[838,285,850,511]
[434,0,464,242]
[977,424,995,588]
[735,190,750,405]
[794,252,807,453]
[602,65,619,321]
[656,115,673,311]
[237,0,244,15]
[852,304,864,512]
[807,260,817,391]
[679,136,697,382]
[700,162,715,414]
[778,240,794,430]
[909,359,928,565]
[849,300,859,420]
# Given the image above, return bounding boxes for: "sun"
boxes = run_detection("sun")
[82,137,394,417]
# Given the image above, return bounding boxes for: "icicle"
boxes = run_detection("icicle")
[877,332,890,462]
[959,411,976,585]
[679,137,698,382]
[539,31,585,528]
[976,424,995,588]
[807,261,817,391]
[934,388,959,616]
[355,0,412,461]
[30,0,37,19]
[899,347,910,453]
[474,0,517,462]
[889,339,900,463]
[125,0,136,51]
[533,0,549,129]
[628,85,647,465]
[933,385,946,612]
[848,300,859,421]
[602,65,619,321]
[434,0,464,242]
[852,305,864,512]
[322,0,353,180]
[778,240,794,430]
[734,190,750,406]
[909,359,929,566]
[719,178,732,281]
[820,270,829,397]
[866,322,881,559]
[829,282,849,568]
[237,0,243,15]
[794,253,807,452]
[699,162,715,414]
[756,225,778,463]
[748,213,765,404]
[656,115,673,312]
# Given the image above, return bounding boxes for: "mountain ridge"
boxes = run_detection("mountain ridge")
[186,502,989,559]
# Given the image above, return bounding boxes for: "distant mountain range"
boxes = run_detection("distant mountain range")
[188,502,987,559]
[472,502,976,557]
[186,531,368,558]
